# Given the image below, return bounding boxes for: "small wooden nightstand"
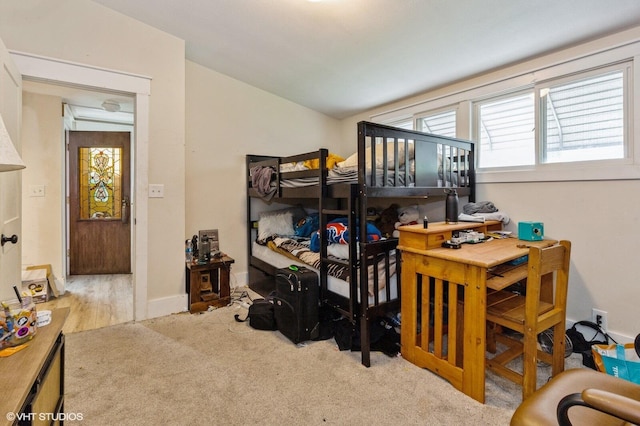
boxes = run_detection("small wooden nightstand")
[186,255,234,313]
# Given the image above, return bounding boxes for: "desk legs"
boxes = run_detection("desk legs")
[400,252,486,404]
[462,265,486,403]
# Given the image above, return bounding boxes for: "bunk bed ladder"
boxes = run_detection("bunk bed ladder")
[318,183,360,323]
[317,149,330,313]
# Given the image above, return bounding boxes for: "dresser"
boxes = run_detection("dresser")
[0,308,69,425]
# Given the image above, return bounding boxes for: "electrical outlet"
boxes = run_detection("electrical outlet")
[29,184,45,197]
[592,308,608,332]
[148,184,164,198]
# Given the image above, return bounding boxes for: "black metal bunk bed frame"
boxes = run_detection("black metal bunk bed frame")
[246,121,476,367]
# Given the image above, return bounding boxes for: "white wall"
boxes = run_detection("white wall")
[4,1,637,341]
[21,92,64,290]
[2,0,341,318]
[483,180,640,342]
[185,61,341,281]
[342,28,640,342]
[0,0,186,317]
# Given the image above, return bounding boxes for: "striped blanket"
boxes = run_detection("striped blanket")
[267,237,396,296]
[268,237,349,281]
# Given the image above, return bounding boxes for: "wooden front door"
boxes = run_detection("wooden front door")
[68,131,131,275]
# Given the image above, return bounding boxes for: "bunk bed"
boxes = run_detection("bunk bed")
[246,121,476,367]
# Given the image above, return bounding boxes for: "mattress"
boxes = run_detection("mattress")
[252,241,398,304]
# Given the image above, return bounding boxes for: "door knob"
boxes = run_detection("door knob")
[1,234,18,246]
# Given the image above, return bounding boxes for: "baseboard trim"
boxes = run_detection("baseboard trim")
[144,271,247,320]
[232,270,248,290]
[147,293,188,319]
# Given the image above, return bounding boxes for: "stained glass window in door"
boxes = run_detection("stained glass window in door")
[79,147,122,219]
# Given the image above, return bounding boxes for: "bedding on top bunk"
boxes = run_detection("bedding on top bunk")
[252,140,468,190]
[280,165,416,188]
[280,143,412,172]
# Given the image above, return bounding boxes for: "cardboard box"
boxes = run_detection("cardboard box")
[22,266,51,304]
[26,264,59,298]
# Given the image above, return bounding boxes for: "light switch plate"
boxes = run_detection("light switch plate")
[149,184,164,198]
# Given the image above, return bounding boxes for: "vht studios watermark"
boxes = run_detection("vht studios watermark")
[6,411,84,422]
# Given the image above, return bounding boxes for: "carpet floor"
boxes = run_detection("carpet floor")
[63,295,584,425]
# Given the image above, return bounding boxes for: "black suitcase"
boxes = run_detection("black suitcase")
[274,265,320,344]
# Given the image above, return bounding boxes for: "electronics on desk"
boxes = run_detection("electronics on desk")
[518,221,544,241]
[441,241,461,249]
[442,230,488,249]
[452,230,486,244]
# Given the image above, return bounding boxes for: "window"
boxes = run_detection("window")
[417,110,457,138]
[371,36,639,182]
[386,119,413,130]
[79,147,123,219]
[475,65,628,169]
[476,92,535,168]
[540,68,625,164]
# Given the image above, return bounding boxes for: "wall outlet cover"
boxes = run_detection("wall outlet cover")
[149,184,164,198]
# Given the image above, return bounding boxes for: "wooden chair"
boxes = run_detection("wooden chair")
[485,240,571,400]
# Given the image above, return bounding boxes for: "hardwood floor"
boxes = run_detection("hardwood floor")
[38,274,133,334]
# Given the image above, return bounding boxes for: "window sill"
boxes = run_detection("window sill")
[476,162,640,183]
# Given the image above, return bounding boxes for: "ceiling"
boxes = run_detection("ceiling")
[23,80,135,125]
[29,1,640,121]
[90,0,640,119]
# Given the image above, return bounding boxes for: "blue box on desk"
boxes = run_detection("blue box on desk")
[518,221,544,241]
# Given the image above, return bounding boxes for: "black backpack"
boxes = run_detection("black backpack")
[566,320,616,369]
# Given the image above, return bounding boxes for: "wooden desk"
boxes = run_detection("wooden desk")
[398,223,555,403]
[186,255,234,313]
[0,307,69,426]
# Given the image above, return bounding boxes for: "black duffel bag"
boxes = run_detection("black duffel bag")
[234,299,277,331]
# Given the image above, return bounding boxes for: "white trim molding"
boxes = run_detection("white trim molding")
[11,50,153,321]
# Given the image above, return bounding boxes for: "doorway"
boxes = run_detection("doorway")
[13,50,151,321]
[19,86,136,331]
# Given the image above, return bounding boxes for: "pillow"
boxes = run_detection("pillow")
[258,211,294,243]
[256,206,306,243]
[337,141,415,170]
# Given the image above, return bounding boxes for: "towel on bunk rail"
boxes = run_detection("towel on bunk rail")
[309,218,381,253]
[250,166,277,200]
